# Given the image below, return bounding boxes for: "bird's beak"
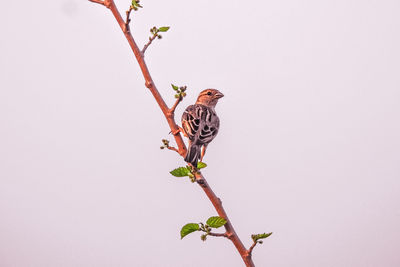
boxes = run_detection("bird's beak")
[215,92,224,99]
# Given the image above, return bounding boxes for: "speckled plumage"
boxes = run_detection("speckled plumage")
[181,89,224,167]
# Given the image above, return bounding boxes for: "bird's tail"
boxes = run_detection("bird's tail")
[185,144,201,168]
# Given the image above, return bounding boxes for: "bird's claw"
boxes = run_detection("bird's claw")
[171,126,187,137]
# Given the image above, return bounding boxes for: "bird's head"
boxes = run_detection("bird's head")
[196,89,224,108]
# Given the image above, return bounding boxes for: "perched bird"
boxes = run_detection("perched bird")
[181,89,224,167]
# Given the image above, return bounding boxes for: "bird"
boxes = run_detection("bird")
[181,89,224,167]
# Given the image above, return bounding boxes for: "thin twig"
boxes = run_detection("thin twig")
[247,240,257,256]
[166,146,179,154]
[142,34,158,55]
[208,232,228,238]
[125,6,134,33]
[169,96,182,114]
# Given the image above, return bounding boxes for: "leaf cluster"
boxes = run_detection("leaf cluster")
[131,0,142,11]
[170,162,207,182]
[180,216,227,240]
[171,84,187,99]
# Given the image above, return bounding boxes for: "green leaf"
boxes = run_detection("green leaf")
[158,26,170,32]
[251,232,273,242]
[206,216,227,228]
[170,167,190,177]
[197,162,207,169]
[171,84,179,91]
[131,0,142,8]
[180,223,200,239]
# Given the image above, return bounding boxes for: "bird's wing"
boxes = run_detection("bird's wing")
[182,105,219,145]
[182,105,200,141]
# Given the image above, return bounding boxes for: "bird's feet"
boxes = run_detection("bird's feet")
[171,126,187,137]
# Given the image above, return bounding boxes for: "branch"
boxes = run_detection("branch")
[247,240,258,256]
[194,172,255,267]
[89,1,255,266]
[167,146,179,153]
[124,6,134,33]
[169,96,182,114]
[89,0,104,5]
[161,139,180,155]
[142,33,158,55]
[89,0,187,157]
[208,232,228,238]
[89,0,110,8]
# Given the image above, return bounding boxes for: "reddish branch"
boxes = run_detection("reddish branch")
[142,33,158,55]
[89,1,255,266]
[166,146,179,153]
[247,240,258,257]
[195,173,255,266]
[124,6,134,33]
[170,96,182,114]
[208,232,228,237]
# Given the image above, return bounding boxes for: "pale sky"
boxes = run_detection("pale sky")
[1,0,400,266]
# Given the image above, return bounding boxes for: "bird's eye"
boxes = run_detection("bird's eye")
[207,91,212,96]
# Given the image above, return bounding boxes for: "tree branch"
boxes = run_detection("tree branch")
[88,1,255,266]
[194,172,255,267]
[169,96,182,114]
[89,0,111,8]
[91,0,187,157]
[89,0,105,5]
[247,240,258,257]
[125,6,134,33]
[142,33,158,55]
[166,146,179,154]
[208,232,228,238]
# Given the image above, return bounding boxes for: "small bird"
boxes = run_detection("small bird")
[181,89,224,167]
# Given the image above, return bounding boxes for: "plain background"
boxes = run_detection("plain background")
[1,0,400,266]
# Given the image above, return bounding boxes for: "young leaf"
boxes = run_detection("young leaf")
[197,162,207,169]
[158,26,170,32]
[180,223,200,239]
[131,0,142,8]
[171,84,179,91]
[251,232,273,242]
[170,167,190,177]
[206,216,227,228]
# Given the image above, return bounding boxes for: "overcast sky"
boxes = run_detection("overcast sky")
[1,0,400,266]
